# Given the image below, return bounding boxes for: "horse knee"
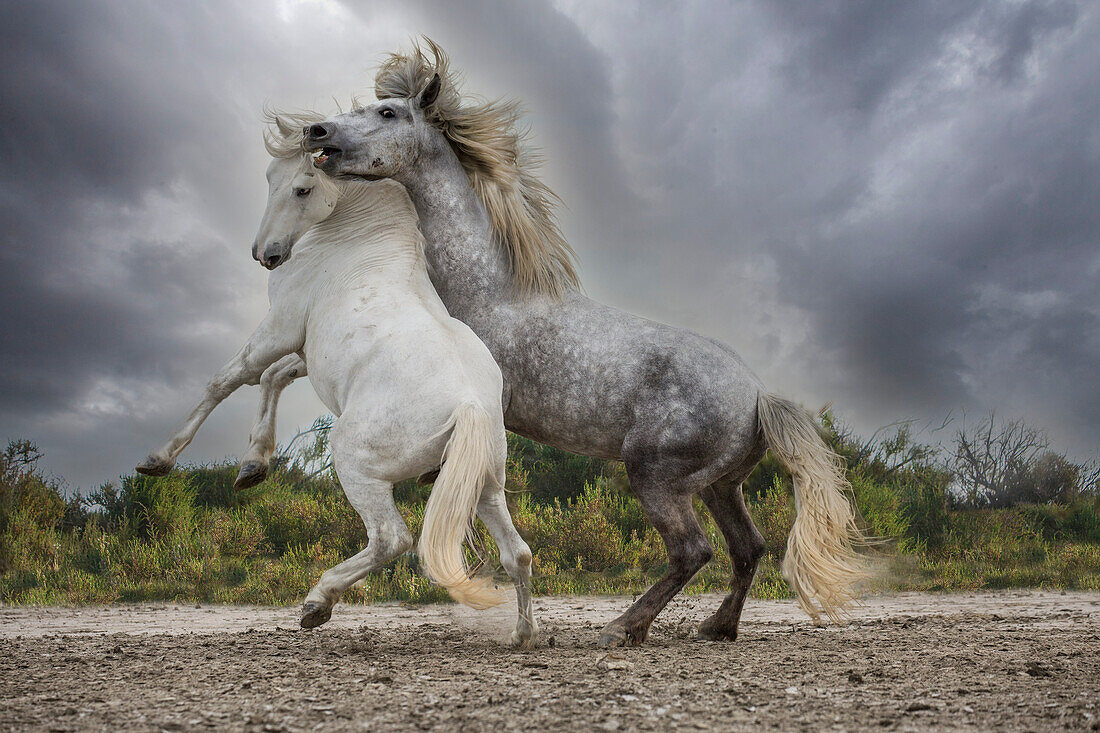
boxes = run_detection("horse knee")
[696,544,715,570]
[675,541,713,575]
[260,369,290,392]
[378,523,413,558]
[742,528,766,567]
[497,538,532,579]
[509,544,533,576]
[749,529,766,562]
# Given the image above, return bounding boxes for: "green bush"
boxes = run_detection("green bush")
[748,476,794,558]
[101,473,198,539]
[2,418,1097,606]
[1019,498,1100,544]
[186,464,243,508]
[899,476,951,551]
[743,453,788,501]
[249,479,362,555]
[507,434,620,504]
[514,482,630,574]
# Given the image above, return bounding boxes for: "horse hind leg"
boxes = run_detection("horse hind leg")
[300,459,412,628]
[235,354,306,489]
[598,477,713,648]
[477,477,537,648]
[697,474,766,641]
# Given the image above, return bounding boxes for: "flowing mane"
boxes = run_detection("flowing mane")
[374,38,580,298]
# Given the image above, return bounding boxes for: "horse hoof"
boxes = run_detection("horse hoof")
[234,461,269,490]
[696,616,737,642]
[597,621,643,648]
[511,630,537,650]
[300,602,332,629]
[135,455,172,477]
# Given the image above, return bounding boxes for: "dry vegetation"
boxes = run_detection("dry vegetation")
[2,413,1098,606]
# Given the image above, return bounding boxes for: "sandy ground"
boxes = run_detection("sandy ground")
[2,590,1098,731]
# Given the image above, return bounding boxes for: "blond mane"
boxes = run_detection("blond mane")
[374,38,580,298]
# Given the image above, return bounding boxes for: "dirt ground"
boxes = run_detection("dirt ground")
[2,590,1098,731]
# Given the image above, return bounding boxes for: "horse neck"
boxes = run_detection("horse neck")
[305,182,423,276]
[394,142,515,316]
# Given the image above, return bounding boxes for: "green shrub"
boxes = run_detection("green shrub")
[1019,498,1100,544]
[899,475,951,550]
[207,509,268,557]
[507,434,619,504]
[186,464,243,508]
[0,441,67,571]
[250,481,361,555]
[122,473,197,539]
[849,469,911,549]
[748,477,794,558]
[1063,498,1100,542]
[743,453,788,502]
[515,482,629,573]
[2,420,1096,606]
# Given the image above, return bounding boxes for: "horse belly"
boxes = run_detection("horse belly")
[502,362,630,461]
[301,321,390,416]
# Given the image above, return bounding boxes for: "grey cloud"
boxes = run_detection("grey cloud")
[1,0,1097,488]
[553,0,1098,454]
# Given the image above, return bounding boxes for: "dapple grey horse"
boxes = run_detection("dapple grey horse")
[276,42,867,647]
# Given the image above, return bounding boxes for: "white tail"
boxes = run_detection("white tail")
[419,402,507,610]
[757,392,870,623]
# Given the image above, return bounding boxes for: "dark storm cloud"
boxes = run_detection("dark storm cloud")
[1,1,258,411]
[0,0,394,485]
[766,0,1100,444]
[553,1,1098,455]
[1,0,1097,487]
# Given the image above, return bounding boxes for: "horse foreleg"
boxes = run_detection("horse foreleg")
[477,483,537,648]
[235,354,307,489]
[598,485,712,648]
[136,315,298,476]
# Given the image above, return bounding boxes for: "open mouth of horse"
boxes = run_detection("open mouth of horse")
[310,147,341,168]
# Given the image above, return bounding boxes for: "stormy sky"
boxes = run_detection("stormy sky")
[1,0,1097,490]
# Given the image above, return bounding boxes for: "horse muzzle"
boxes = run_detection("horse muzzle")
[258,240,292,270]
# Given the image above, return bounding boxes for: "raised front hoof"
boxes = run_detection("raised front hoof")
[299,602,332,629]
[234,461,269,490]
[135,456,173,477]
[597,620,646,648]
[696,616,738,642]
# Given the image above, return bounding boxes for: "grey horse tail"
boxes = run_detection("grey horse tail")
[756,392,870,623]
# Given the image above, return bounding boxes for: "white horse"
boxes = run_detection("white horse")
[136,117,536,646]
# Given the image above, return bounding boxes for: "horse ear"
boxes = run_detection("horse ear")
[418,73,441,109]
[275,116,296,137]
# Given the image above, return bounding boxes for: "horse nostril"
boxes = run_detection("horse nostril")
[308,123,330,140]
[267,254,281,267]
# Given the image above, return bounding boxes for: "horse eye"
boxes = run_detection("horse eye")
[295,187,312,197]
[379,108,395,119]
